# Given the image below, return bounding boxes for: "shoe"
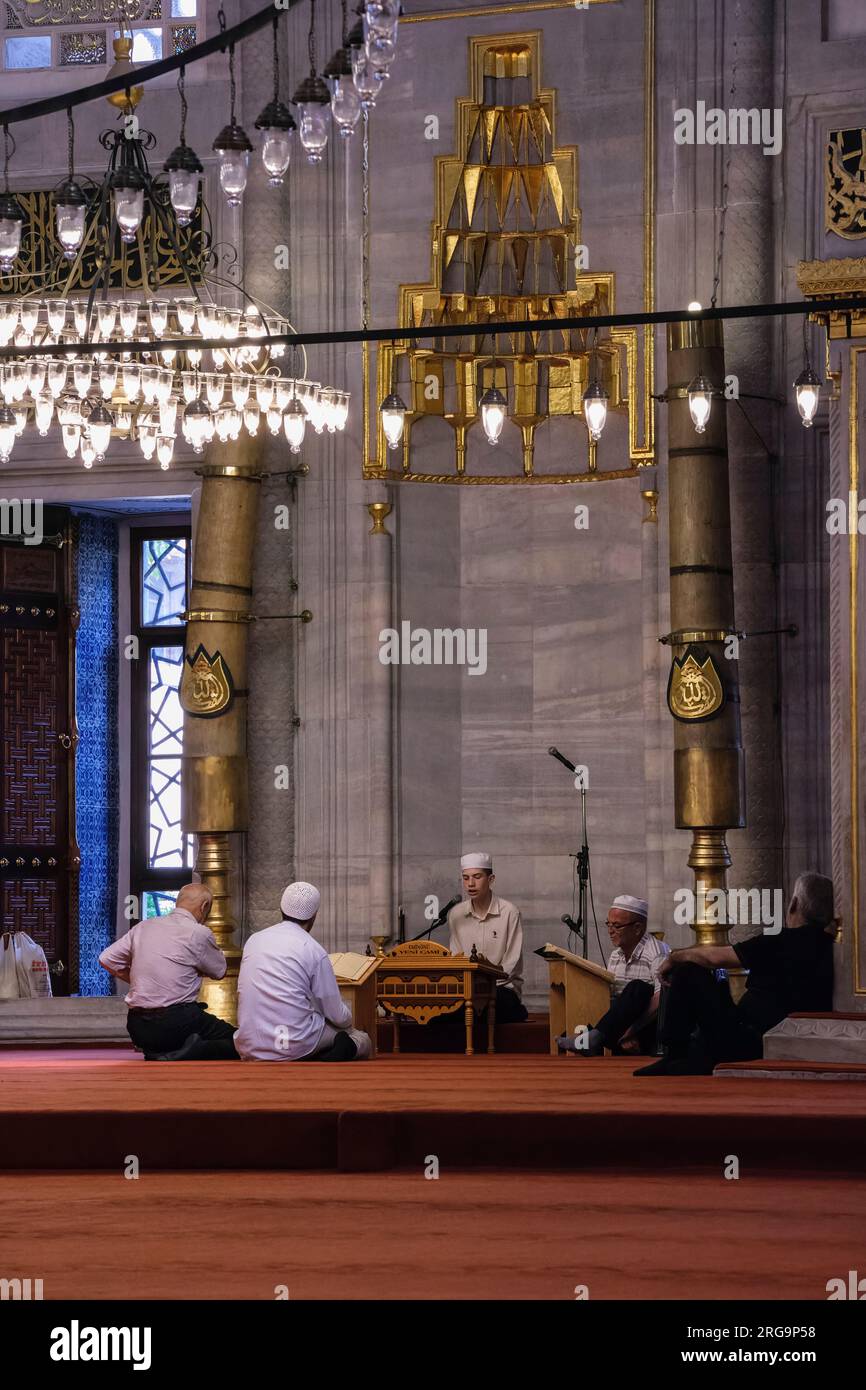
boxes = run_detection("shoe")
[633,1053,712,1077]
[556,1031,603,1057]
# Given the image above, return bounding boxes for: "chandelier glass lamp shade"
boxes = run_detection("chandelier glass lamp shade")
[282,396,307,453]
[164,68,202,227]
[380,390,407,449]
[0,191,24,271]
[255,99,296,186]
[479,384,507,445]
[293,0,330,164]
[582,378,609,441]
[111,160,146,243]
[324,47,362,138]
[794,364,821,428]
[213,44,253,207]
[54,178,88,259]
[687,373,714,433]
[255,17,296,185]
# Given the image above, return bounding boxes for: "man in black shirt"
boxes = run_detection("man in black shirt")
[634,873,837,1077]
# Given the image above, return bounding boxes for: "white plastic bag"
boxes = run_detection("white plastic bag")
[15,932,52,997]
[0,933,19,999]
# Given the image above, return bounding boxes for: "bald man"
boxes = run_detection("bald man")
[99,882,238,1061]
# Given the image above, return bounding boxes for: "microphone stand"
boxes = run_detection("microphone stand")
[572,774,589,960]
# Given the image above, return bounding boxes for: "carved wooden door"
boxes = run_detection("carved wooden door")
[0,510,79,995]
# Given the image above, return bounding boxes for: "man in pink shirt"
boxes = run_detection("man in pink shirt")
[99,883,238,1061]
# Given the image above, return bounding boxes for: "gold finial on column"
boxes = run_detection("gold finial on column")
[641,487,659,523]
[367,501,392,535]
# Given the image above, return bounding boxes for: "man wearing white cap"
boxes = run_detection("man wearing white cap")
[447,852,527,1024]
[235,881,372,1062]
[557,894,669,1056]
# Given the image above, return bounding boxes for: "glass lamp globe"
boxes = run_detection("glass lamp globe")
[292,75,332,165]
[380,391,407,450]
[0,194,25,271]
[163,142,203,227]
[111,167,146,244]
[365,0,401,35]
[794,366,821,428]
[687,374,714,434]
[325,48,362,138]
[254,100,296,187]
[0,404,17,461]
[350,43,379,109]
[54,179,87,261]
[87,401,114,460]
[213,121,253,207]
[582,380,609,441]
[283,398,306,453]
[182,398,213,454]
[479,385,507,445]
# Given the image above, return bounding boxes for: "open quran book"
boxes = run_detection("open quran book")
[329,951,377,983]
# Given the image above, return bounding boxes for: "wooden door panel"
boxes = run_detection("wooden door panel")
[0,520,77,994]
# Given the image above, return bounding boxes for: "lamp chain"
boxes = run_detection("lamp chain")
[308,0,316,77]
[66,108,75,181]
[228,43,237,123]
[272,16,280,103]
[2,125,12,193]
[178,66,188,146]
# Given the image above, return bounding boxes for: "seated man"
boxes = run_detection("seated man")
[234,880,372,1062]
[635,872,837,1077]
[99,883,238,1061]
[448,851,528,1024]
[557,895,668,1055]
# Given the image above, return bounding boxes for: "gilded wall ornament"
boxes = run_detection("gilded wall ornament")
[181,644,234,718]
[826,128,866,240]
[667,645,725,722]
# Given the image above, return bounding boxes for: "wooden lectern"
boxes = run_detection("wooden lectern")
[329,952,380,1058]
[376,940,503,1055]
[536,943,614,1055]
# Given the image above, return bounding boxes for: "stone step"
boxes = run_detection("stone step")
[0,997,129,1046]
[762,1012,866,1064]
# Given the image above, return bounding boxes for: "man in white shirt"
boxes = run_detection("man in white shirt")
[447,851,527,1024]
[234,881,372,1062]
[557,894,669,1056]
[99,883,238,1061]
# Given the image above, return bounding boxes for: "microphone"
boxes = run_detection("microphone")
[410,894,462,941]
[561,913,581,933]
[548,745,577,774]
[435,894,461,924]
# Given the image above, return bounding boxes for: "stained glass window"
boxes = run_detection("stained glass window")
[60,29,106,64]
[142,536,187,626]
[4,35,50,65]
[170,21,195,54]
[143,890,179,918]
[132,527,192,913]
[170,0,195,15]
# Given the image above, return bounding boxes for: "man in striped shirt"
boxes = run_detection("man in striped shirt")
[557,895,669,1056]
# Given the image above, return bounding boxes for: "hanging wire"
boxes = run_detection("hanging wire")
[272,14,280,101]
[228,43,237,122]
[710,14,740,308]
[361,110,370,331]
[177,65,187,145]
[308,0,317,76]
[66,107,75,180]
[2,125,14,193]
[340,0,348,46]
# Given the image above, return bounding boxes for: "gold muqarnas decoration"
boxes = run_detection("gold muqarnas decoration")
[367,31,649,483]
[181,644,235,718]
[667,646,725,722]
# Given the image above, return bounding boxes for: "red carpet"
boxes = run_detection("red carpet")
[1,1051,864,1173]
[1,1168,864,1300]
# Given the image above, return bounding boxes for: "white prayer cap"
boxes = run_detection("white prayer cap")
[461,852,493,872]
[280,881,321,922]
[611,894,648,919]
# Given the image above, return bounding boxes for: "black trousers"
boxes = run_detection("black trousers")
[127,1002,239,1060]
[593,979,657,1054]
[661,962,763,1066]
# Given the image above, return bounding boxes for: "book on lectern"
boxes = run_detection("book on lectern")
[329,951,378,983]
[534,943,614,980]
